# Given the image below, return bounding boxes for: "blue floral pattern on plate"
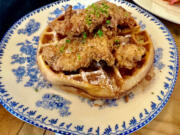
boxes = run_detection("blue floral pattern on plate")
[36,94,71,117]
[11,36,52,90]
[154,48,165,70]
[47,3,85,22]
[73,2,85,9]
[18,19,40,36]
[48,8,63,22]
[0,0,178,135]
[139,20,146,30]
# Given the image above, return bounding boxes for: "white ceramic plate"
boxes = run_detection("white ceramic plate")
[133,0,180,24]
[0,0,178,134]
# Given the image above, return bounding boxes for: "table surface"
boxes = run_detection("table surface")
[0,12,180,135]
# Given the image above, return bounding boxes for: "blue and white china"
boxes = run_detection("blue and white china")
[0,0,178,134]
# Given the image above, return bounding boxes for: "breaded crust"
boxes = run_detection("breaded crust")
[37,26,154,99]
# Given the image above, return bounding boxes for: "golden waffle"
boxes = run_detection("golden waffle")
[37,25,154,99]
[37,1,154,99]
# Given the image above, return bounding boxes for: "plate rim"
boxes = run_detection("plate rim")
[0,0,178,134]
[133,0,180,24]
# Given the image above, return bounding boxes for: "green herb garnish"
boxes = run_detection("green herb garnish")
[102,3,109,9]
[114,40,120,43]
[83,32,87,39]
[114,40,120,47]
[60,45,65,53]
[100,7,106,14]
[96,12,100,17]
[66,39,70,43]
[77,54,81,60]
[106,20,110,24]
[85,2,109,25]
[82,32,87,43]
[85,16,92,25]
[91,3,96,9]
[125,12,129,17]
[97,29,103,37]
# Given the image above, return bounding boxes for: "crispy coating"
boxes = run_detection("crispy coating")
[114,44,146,69]
[41,1,145,72]
[41,36,114,71]
[49,0,136,37]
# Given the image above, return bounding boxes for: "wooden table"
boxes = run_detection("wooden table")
[0,19,180,135]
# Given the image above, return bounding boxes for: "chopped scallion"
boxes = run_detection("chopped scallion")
[66,39,70,43]
[102,3,109,9]
[83,32,87,39]
[106,20,110,24]
[85,16,92,25]
[60,45,65,53]
[125,12,129,17]
[77,54,81,60]
[97,29,103,37]
[114,40,120,43]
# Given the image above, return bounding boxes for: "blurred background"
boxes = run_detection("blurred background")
[0,0,57,40]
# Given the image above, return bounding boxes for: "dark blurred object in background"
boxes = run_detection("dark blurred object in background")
[0,0,57,40]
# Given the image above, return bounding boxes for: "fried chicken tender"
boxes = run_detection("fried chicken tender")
[49,0,136,37]
[41,1,145,72]
[115,44,146,69]
[41,36,114,71]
